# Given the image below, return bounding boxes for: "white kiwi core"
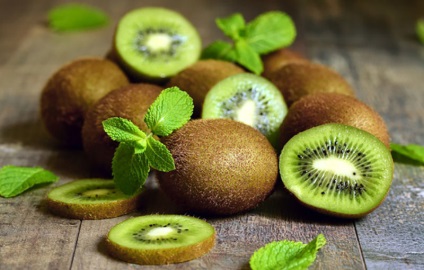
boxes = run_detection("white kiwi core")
[312,156,361,180]
[234,100,257,127]
[146,227,175,238]
[146,33,173,52]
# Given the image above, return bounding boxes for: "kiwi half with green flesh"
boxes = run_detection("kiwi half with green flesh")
[40,58,129,147]
[46,179,143,219]
[82,83,163,174]
[157,119,278,216]
[167,59,245,117]
[279,92,390,149]
[267,62,355,107]
[105,215,215,265]
[201,73,288,147]
[113,7,202,81]
[262,48,309,79]
[279,123,394,218]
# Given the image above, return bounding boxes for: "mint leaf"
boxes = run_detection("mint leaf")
[144,87,194,136]
[201,40,237,61]
[245,11,296,54]
[145,137,175,172]
[250,234,326,270]
[216,13,246,40]
[112,144,150,195]
[0,166,58,198]
[102,117,146,143]
[417,19,424,45]
[391,143,424,166]
[47,3,109,32]
[235,40,263,74]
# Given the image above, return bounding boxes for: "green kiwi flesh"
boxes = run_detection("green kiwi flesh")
[202,73,288,147]
[40,58,129,147]
[46,179,143,219]
[105,215,215,265]
[157,119,278,216]
[113,7,202,81]
[279,123,394,218]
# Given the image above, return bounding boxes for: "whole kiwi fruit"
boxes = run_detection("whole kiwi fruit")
[167,59,245,117]
[267,62,355,107]
[279,92,390,149]
[82,83,163,174]
[156,119,278,216]
[40,58,129,147]
[262,48,309,79]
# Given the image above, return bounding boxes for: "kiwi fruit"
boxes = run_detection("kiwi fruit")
[279,92,390,149]
[46,179,143,219]
[262,48,309,78]
[156,119,278,216]
[82,83,163,174]
[279,123,394,218]
[267,62,355,107]
[40,58,129,147]
[112,7,202,81]
[202,73,288,147]
[105,214,215,265]
[167,59,245,117]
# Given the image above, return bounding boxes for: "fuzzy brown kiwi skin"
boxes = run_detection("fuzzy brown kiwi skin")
[166,60,245,117]
[267,62,355,107]
[156,119,278,216]
[279,92,391,150]
[105,232,216,265]
[82,83,163,175]
[262,48,309,79]
[40,58,129,147]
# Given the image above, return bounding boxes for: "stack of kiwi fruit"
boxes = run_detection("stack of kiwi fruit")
[39,6,394,265]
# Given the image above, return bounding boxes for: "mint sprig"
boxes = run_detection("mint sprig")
[202,11,296,74]
[0,166,58,198]
[102,87,193,195]
[391,143,424,166]
[47,3,109,32]
[249,234,326,270]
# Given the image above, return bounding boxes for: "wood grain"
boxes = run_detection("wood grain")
[0,0,423,269]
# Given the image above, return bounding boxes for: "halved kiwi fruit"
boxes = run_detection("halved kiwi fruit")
[105,214,215,265]
[113,7,202,81]
[279,123,394,218]
[202,73,288,146]
[46,179,143,219]
[40,58,129,147]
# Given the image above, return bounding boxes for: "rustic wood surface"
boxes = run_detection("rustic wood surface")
[0,0,423,269]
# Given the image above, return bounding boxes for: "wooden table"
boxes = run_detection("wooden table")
[1,0,423,269]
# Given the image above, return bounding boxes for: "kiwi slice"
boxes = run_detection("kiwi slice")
[202,73,288,146]
[105,215,215,265]
[40,58,129,147]
[113,7,202,81]
[46,179,143,219]
[279,123,394,218]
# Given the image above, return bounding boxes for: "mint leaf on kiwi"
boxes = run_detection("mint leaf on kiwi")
[145,137,175,172]
[0,166,58,198]
[144,87,194,136]
[249,234,326,270]
[234,40,264,74]
[102,117,147,143]
[201,41,237,61]
[216,13,246,40]
[391,143,424,166]
[47,3,109,32]
[417,19,424,45]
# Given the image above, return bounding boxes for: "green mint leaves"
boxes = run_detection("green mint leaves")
[102,87,193,195]
[391,143,424,166]
[417,19,424,45]
[202,11,296,74]
[0,166,58,198]
[250,234,326,270]
[47,3,109,32]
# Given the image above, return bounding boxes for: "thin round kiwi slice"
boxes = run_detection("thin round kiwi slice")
[279,123,394,218]
[105,215,215,265]
[202,73,288,146]
[113,7,202,81]
[46,179,143,219]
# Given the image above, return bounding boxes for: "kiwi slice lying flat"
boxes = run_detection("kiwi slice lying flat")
[113,7,202,81]
[202,73,288,146]
[46,179,143,219]
[279,123,394,218]
[105,215,215,265]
